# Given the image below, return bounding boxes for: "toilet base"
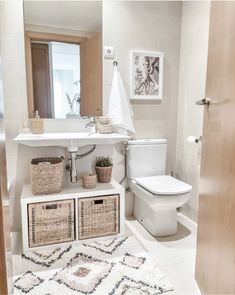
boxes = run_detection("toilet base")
[131,180,190,237]
[134,194,178,236]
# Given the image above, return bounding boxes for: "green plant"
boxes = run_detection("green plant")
[95,156,113,167]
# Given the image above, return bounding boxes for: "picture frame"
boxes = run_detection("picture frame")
[130,50,164,100]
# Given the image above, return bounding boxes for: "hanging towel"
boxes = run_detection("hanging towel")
[107,65,135,136]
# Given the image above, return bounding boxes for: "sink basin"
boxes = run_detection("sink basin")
[14,132,129,148]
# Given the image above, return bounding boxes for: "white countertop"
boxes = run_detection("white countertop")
[15,132,129,148]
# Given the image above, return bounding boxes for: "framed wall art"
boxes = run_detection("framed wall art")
[130,50,164,100]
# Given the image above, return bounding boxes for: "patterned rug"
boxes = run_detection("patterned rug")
[13,236,173,294]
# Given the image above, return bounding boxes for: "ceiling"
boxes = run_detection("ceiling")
[23,1,102,33]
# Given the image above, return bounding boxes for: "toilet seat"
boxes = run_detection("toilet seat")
[134,175,192,195]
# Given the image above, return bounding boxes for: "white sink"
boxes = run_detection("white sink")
[14,132,129,148]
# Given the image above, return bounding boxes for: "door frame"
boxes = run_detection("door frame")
[0,108,11,294]
[0,198,8,294]
[24,31,86,118]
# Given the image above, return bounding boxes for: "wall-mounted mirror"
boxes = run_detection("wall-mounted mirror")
[23,1,102,119]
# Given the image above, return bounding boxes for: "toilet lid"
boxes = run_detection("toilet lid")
[135,175,192,195]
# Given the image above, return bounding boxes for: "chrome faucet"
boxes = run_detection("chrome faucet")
[85,116,97,132]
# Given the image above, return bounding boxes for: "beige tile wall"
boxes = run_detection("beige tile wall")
[175,1,210,222]
[103,1,182,214]
[103,1,182,173]
[0,0,28,193]
[105,1,182,162]
[0,1,210,229]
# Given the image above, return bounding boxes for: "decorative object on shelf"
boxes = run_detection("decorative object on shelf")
[82,174,97,189]
[28,199,75,247]
[65,85,81,119]
[78,195,119,240]
[97,116,110,124]
[31,157,64,195]
[21,113,31,134]
[97,117,113,134]
[95,156,113,183]
[97,123,113,134]
[130,50,164,100]
[31,110,44,134]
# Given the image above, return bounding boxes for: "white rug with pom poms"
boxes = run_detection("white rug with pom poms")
[13,236,173,295]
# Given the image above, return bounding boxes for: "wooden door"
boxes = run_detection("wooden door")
[31,43,52,118]
[80,33,102,116]
[196,2,235,294]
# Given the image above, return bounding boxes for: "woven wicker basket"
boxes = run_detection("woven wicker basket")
[97,117,110,124]
[97,122,113,134]
[28,199,75,247]
[31,157,63,195]
[95,166,112,183]
[97,116,110,124]
[82,174,97,189]
[78,195,119,240]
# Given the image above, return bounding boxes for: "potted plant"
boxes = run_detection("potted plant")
[95,156,113,183]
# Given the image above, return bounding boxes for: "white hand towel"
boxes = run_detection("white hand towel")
[107,65,135,135]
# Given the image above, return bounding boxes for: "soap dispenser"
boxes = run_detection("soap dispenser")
[31,110,44,134]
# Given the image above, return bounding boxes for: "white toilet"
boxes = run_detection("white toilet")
[127,139,192,236]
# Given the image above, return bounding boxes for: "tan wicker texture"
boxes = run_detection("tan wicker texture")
[97,123,113,134]
[31,157,64,195]
[82,174,97,189]
[97,117,110,124]
[28,199,75,247]
[78,195,119,240]
[95,166,112,183]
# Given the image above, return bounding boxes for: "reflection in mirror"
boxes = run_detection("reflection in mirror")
[31,41,80,119]
[23,1,102,119]
[51,43,80,119]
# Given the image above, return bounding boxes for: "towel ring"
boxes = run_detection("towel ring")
[113,61,118,67]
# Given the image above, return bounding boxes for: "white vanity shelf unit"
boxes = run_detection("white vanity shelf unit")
[21,179,125,252]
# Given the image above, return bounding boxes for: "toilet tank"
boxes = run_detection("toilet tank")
[127,139,167,179]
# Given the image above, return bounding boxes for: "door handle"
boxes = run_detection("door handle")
[195,98,211,108]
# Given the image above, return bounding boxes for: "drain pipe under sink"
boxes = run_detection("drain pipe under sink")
[66,145,96,183]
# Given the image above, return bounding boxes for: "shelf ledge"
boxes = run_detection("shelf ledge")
[14,132,129,148]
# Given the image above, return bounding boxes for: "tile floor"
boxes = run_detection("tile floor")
[126,213,202,295]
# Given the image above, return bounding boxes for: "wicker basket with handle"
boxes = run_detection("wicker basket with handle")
[31,157,64,195]
[78,195,119,240]
[28,199,75,247]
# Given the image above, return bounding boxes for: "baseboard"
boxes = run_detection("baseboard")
[177,212,197,235]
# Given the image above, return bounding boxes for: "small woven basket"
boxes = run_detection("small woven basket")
[97,117,110,124]
[82,174,97,189]
[31,157,64,195]
[95,166,113,183]
[97,122,113,134]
